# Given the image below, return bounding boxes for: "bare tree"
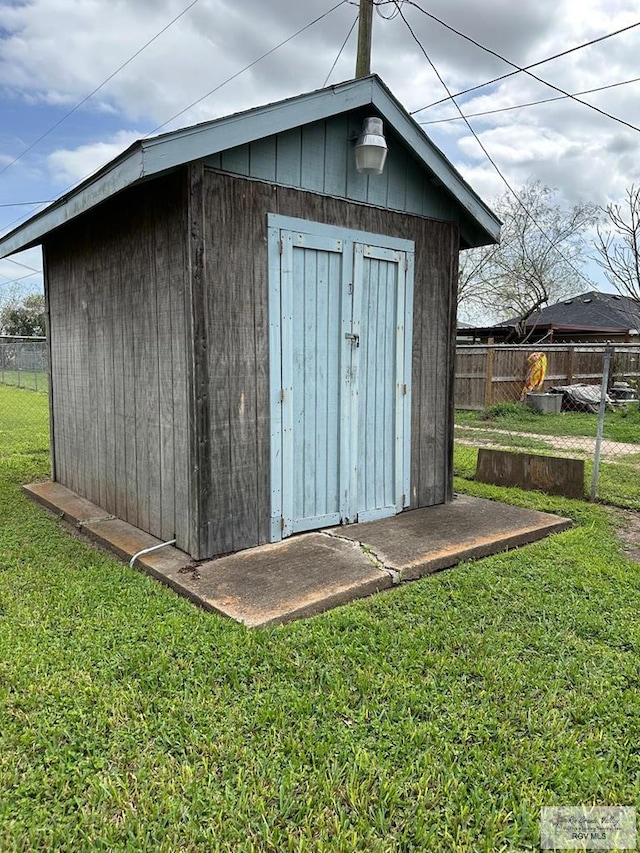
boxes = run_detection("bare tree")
[595,185,640,301]
[458,182,598,332]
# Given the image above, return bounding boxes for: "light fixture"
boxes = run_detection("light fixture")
[355,117,388,175]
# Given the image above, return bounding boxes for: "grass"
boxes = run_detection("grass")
[456,402,640,444]
[1,385,640,850]
[0,384,50,456]
[454,444,640,511]
[0,369,49,393]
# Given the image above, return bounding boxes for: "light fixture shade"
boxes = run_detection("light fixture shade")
[355,117,388,175]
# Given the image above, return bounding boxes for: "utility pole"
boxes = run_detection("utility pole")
[355,0,374,78]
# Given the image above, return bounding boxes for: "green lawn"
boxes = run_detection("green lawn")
[456,402,640,444]
[1,386,640,851]
[0,384,50,456]
[0,369,49,393]
[454,444,640,511]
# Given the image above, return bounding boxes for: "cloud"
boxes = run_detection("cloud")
[47,131,142,186]
[2,0,640,243]
[0,0,361,124]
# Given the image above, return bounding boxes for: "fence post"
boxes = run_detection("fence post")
[484,343,495,408]
[567,346,574,384]
[590,344,612,501]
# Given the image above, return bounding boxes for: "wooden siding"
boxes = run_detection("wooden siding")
[204,114,459,223]
[199,169,458,559]
[44,172,192,550]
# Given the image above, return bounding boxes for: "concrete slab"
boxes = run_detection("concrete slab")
[23,481,571,627]
[24,481,112,525]
[22,481,393,627]
[328,495,572,580]
[186,535,393,627]
[23,480,194,576]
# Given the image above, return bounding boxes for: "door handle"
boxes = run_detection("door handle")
[345,332,360,347]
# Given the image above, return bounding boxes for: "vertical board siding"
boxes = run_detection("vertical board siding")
[300,122,326,193]
[201,170,457,559]
[385,152,407,212]
[201,113,460,223]
[275,128,302,186]
[45,172,191,549]
[251,181,276,546]
[290,242,343,530]
[357,255,397,514]
[202,174,254,555]
[249,137,277,181]
[323,115,349,197]
[221,145,249,175]
[187,162,213,558]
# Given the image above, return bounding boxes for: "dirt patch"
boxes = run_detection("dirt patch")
[455,425,640,463]
[611,508,640,563]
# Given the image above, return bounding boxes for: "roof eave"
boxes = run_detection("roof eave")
[0,75,499,257]
[0,146,145,256]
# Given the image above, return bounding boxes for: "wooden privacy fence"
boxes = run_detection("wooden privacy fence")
[455,343,640,410]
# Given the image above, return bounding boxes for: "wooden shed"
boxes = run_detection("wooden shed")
[0,76,500,560]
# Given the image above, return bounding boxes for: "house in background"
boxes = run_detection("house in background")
[0,75,500,560]
[463,291,640,344]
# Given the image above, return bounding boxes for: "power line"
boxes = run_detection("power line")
[146,0,348,138]
[374,0,405,20]
[0,0,349,238]
[0,0,204,181]
[323,13,359,86]
[4,257,42,273]
[395,3,594,289]
[404,2,640,135]
[411,16,640,114]
[419,76,640,125]
[0,270,41,284]
[0,201,55,208]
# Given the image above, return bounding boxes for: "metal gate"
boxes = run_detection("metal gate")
[268,214,414,541]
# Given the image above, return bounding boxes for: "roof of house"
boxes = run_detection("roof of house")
[502,290,640,333]
[0,75,500,259]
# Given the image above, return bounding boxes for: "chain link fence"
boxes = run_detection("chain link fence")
[0,336,50,455]
[455,343,640,508]
[3,336,640,509]
[0,336,48,391]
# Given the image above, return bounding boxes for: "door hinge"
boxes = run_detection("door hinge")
[402,494,406,506]
[404,257,408,271]
[280,517,285,531]
[402,383,407,395]
[348,281,353,294]
[279,237,284,255]
[280,388,286,402]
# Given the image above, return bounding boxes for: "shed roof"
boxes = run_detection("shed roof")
[0,75,500,258]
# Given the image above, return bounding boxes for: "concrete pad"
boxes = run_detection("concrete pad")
[23,481,393,627]
[24,481,571,627]
[23,480,194,576]
[328,495,571,581]
[189,534,393,627]
[23,481,112,524]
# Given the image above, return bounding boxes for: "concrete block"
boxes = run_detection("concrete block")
[476,449,584,499]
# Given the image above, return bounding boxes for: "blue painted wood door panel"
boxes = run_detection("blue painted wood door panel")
[355,244,407,522]
[268,215,414,541]
[288,233,346,534]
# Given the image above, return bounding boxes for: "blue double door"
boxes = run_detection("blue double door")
[268,215,414,540]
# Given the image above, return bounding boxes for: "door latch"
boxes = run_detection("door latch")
[345,332,360,347]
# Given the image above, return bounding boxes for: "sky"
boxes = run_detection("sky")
[1,0,640,307]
